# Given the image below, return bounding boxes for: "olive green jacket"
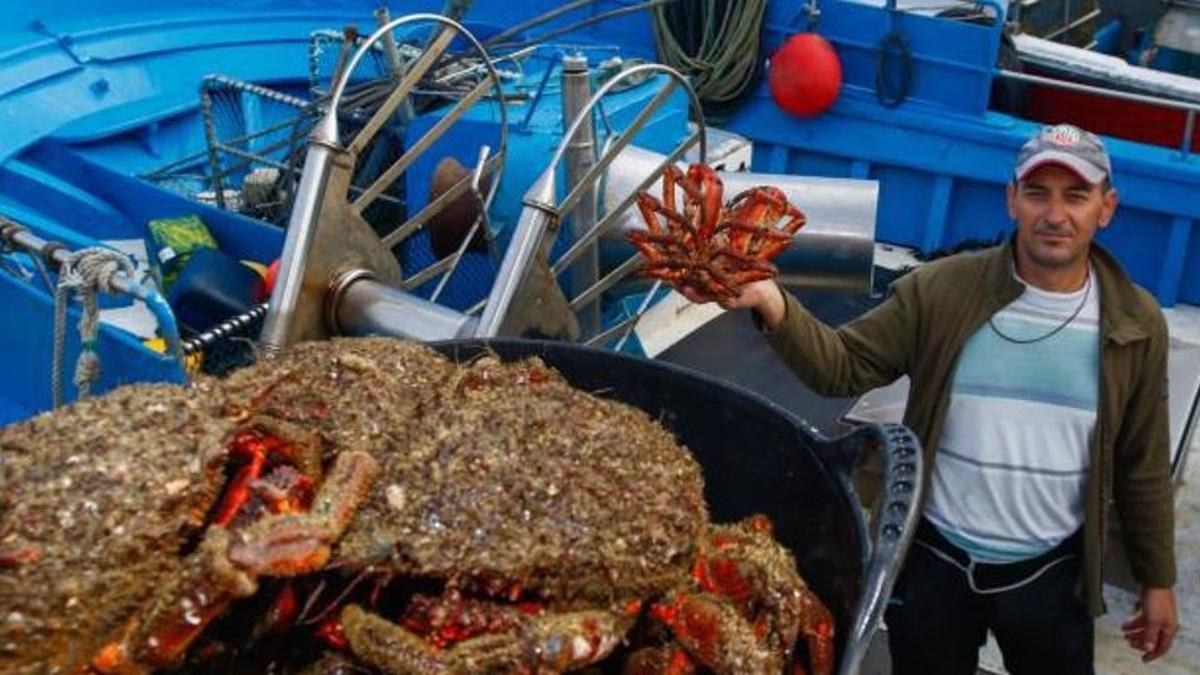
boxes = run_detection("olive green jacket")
[765,239,1175,615]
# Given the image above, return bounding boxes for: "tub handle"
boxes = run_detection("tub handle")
[834,422,923,675]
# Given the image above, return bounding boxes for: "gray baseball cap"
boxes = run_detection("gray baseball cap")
[1014,123,1112,184]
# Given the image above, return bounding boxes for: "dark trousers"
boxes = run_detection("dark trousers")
[885,520,1094,675]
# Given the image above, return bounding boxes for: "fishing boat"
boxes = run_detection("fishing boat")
[1,1,1198,672]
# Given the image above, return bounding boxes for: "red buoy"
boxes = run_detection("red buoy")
[264,258,280,296]
[769,33,842,117]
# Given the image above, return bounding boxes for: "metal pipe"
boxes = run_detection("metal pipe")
[1044,8,1101,42]
[561,54,600,336]
[0,219,184,363]
[612,278,661,351]
[548,63,706,183]
[550,130,701,277]
[431,145,492,302]
[570,254,642,312]
[474,176,557,337]
[995,68,1200,113]
[333,272,477,340]
[380,153,505,248]
[257,137,338,355]
[557,81,680,216]
[374,7,406,79]
[262,14,509,352]
[346,27,458,157]
[475,64,704,340]
[352,74,495,213]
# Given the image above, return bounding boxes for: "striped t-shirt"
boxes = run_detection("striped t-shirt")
[924,267,1099,563]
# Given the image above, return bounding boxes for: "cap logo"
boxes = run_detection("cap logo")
[1045,124,1082,147]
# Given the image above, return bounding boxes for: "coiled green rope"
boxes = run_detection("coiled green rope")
[652,0,767,121]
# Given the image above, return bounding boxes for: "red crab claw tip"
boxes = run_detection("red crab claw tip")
[0,544,41,568]
[315,617,349,650]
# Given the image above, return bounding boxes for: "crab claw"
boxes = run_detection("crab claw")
[723,186,806,259]
[0,543,41,568]
[648,516,835,675]
[90,449,378,673]
[651,591,773,673]
[340,603,633,673]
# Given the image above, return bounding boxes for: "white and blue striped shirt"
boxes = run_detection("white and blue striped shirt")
[924,267,1099,563]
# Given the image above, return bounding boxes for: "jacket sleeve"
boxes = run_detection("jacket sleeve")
[763,274,918,398]
[1112,314,1176,588]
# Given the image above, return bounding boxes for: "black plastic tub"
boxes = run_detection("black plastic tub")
[432,338,923,675]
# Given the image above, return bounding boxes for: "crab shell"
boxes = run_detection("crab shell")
[0,382,234,674]
[0,338,456,674]
[329,353,710,606]
[216,337,460,463]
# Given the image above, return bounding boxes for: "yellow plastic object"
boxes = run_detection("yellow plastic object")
[144,337,203,376]
[241,260,268,278]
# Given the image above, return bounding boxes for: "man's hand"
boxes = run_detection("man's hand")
[677,279,786,328]
[1122,586,1179,662]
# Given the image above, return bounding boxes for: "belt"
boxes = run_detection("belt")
[914,518,1081,595]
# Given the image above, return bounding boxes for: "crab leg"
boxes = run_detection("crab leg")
[340,603,634,674]
[648,516,834,675]
[211,431,269,526]
[661,163,682,212]
[755,205,807,260]
[696,262,745,299]
[625,645,700,675]
[212,418,326,526]
[636,191,695,246]
[722,221,795,258]
[676,165,723,242]
[651,591,774,673]
[90,449,378,673]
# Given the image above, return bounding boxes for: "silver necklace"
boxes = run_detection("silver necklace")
[988,273,1091,345]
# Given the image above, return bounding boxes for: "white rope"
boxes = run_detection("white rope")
[52,247,136,407]
[914,540,1077,595]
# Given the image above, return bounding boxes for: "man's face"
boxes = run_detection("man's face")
[1007,163,1117,273]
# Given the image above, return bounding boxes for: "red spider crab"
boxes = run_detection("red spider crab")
[633,514,835,675]
[627,163,807,298]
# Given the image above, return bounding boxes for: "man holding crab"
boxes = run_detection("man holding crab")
[679,124,1178,674]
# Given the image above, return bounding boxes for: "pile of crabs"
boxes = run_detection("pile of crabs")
[0,338,833,675]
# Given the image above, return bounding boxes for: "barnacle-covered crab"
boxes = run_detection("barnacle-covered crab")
[627,163,807,298]
[0,338,452,673]
[263,354,834,675]
[266,353,711,672]
[0,382,239,674]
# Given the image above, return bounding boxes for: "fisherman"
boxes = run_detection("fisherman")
[683,123,1179,673]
